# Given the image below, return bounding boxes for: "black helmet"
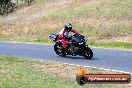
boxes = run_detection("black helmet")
[65,22,72,32]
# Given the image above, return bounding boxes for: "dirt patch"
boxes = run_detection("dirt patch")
[32,62,77,79]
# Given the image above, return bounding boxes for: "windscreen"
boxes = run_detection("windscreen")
[72,34,85,43]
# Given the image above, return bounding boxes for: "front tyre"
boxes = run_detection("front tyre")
[83,46,93,59]
[54,43,66,57]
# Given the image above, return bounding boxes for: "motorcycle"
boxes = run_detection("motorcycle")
[49,33,93,59]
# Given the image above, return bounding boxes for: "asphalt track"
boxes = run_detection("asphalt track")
[0,42,132,73]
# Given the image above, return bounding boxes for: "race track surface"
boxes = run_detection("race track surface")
[0,42,132,72]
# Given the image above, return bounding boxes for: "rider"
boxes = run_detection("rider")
[58,22,78,49]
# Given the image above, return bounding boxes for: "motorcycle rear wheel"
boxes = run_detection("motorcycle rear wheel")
[54,43,66,57]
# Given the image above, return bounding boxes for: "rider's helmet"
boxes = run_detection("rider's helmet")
[65,22,72,32]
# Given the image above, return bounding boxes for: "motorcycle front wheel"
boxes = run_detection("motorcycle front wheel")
[83,46,93,59]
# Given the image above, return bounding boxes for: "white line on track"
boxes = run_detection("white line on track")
[32,59,132,74]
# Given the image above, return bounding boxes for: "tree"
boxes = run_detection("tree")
[21,0,35,6]
[0,0,35,16]
[0,0,16,16]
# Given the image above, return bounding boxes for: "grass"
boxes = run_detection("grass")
[89,42,132,49]
[0,34,132,49]
[41,0,132,39]
[38,0,56,4]
[43,0,132,20]
[0,0,132,49]
[0,56,113,88]
[75,23,132,38]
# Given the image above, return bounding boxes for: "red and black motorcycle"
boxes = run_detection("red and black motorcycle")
[49,33,93,59]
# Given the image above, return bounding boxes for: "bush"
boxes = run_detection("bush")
[0,0,16,16]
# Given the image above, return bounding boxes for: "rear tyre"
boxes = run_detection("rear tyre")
[83,47,93,59]
[54,43,66,57]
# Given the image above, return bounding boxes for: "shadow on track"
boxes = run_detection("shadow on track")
[64,56,99,60]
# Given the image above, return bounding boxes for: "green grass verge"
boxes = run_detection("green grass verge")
[0,56,113,88]
[0,34,132,49]
[0,35,53,43]
[89,42,132,49]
